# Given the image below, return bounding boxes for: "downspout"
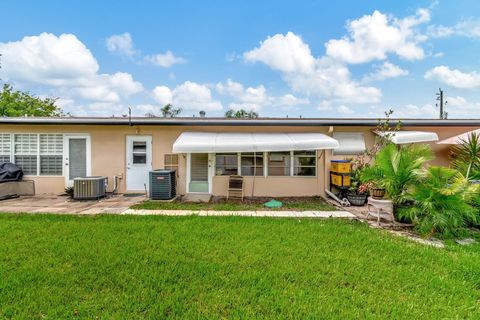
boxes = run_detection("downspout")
[112,175,119,194]
[324,126,334,195]
[251,151,256,197]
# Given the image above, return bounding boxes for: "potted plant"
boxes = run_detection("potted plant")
[346,172,369,206]
[366,181,386,199]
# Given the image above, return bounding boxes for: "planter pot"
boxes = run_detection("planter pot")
[347,193,368,206]
[369,188,385,199]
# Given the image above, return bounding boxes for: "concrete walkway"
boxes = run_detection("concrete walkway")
[121,209,355,218]
[0,195,355,218]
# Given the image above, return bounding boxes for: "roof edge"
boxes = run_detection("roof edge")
[1,117,480,127]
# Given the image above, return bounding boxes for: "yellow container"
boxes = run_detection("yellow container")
[331,173,351,187]
[331,161,351,173]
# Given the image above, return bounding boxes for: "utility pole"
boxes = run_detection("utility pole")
[436,88,448,119]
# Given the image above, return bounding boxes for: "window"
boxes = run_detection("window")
[0,134,11,163]
[293,151,316,176]
[164,154,179,171]
[215,153,238,175]
[241,153,264,176]
[1,133,64,176]
[14,134,38,175]
[132,141,147,164]
[39,134,63,175]
[268,152,291,176]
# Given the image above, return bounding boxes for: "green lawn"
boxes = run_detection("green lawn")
[132,196,337,211]
[0,215,479,319]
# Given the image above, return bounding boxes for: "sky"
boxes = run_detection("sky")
[1,0,480,118]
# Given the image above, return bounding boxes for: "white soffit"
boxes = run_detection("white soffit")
[375,131,439,144]
[172,132,339,153]
[332,132,366,155]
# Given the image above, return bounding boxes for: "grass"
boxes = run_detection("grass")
[132,196,337,211]
[0,214,480,319]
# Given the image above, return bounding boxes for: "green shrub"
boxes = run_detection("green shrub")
[398,166,478,238]
[359,143,433,206]
[451,132,480,180]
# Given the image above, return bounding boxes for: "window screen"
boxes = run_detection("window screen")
[40,134,63,175]
[241,153,264,176]
[268,152,291,176]
[0,134,11,163]
[132,141,147,164]
[14,134,38,175]
[293,151,316,176]
[164,154,179,171]
[215,153,238,175]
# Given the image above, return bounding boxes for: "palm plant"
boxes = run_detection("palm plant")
[451,132,480,180]
[398,166,478,238]
[160,104,182,118]
[225,109,258,119]
[359,143,434,206]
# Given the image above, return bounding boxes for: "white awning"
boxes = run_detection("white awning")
[332,132,366,155]
[437,129,480,145]
[172,132,339,153]
[375,131,439,144]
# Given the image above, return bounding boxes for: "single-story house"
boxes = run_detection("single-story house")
[0,117,478,197]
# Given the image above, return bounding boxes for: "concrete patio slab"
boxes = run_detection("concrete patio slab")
[0,195,356,219]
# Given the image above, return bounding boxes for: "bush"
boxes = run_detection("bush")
[398,166,478,238]
[359,143,433,206]
[64,186,74,198]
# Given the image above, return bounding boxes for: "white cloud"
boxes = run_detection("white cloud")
[105,33,137,57]
[428,19,480,38]
[0,33,144,105]
[276,94,309,107]
[448,96,468,107]
[152,86,173,105]
[243,33,381,104]
[0,33,98,86]
[440,96,480,118]
[325,9,430,64]
[364,104,438,119]
[105,33,186,68]
[317,101,333,111]
[152,81,222,112]
[337,105,354,114]
[285,57,381,103]
[216,79,309,111]
[363,62,409,82]
[425,66,480,89]
[133,104,158,115]
[216,79,268,105]
[145,51,187,68]
[244,32,315,73]
[391,103,438,118]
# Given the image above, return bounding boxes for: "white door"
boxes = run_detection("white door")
[187,153,213,193]
[64,135,91,187]
[126,135,152,191]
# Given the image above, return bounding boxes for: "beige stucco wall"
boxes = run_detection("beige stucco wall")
[1,123,476,196]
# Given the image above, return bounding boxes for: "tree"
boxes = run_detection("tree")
[0,84,62,117]
[225,109,258,119]
[160,104,182,118]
